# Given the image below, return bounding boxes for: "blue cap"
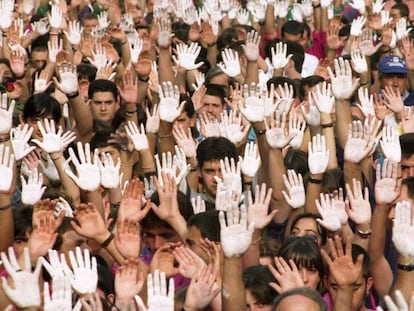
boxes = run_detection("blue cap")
[379,56,408,74]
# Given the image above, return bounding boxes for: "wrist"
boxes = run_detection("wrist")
[95,231,112,245]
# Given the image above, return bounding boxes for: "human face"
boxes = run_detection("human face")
[291,217,322,246]
[245,289,272,311]
[0,63,13,81]
[199,160,222,198]
[210,73,230,96]
[90,91,120,122]
[275,294,322,311]
[173,111,196,133]
[98,145,121,165]
[327,274,372,311]
[298,266,320,290]
[401,155,414,178]
[143,226,181,255]
[58,229,89,267]
[83,18,99,35]
[199,94,224,119]
[282,33,302,44]
[380,73,408,95]
[26,114,55,141]
[185,225,208,262]
[31,50,48,70]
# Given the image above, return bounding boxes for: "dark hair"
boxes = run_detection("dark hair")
[196,137,238,169]
[300,75,325,99]
[401,177,414,199]
[267,77,299,98]
[172,22,190,43]
[290,213,327,245]
[284,149,309,179]
[265,38,283,61]
[77,63,97,82]
[278,237,326,294]
[13,207,33,240]
[141,191,194,230]
[392,2,409,17]
[204,83,226,106]
[259,237,281,258]
[90,129,121,151]
[400,133,414,157]
[217,27,238,50]
[243,266,278,305]
[187,210,220,242]
[88,79,119,100]
[180,93,195,118]
[286,41,305,74]
[23,93,62,122]
[351,244,370,278]
[272,287,327,311]
[82,12,98,22]
[281,21,305,39]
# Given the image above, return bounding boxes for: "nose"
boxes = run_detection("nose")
[154,236,164,250]
[100,103,106,111]
[300,269,308,284]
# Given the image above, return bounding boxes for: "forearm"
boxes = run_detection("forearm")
[343,161,363,188]
[392,255,414,302]
[335,99,352,149]
[333,286,353,311]
[360,156,374,188]
[242,229,261,268]
[206,44,218,67]
[305,174,323,215]
[264,5,276,35]
[0,194,13,252]
[321,113,338,169]
[68,94,93,143]
[244,61,259,85]
[368,204,389,258]
[158,121,175,155]
[158,48,175,83]
[222,257,245,311]
[51,153,81,205]
[139,148,156,174]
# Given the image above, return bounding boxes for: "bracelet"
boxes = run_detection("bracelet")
[49,31,59,35]
[321,122,333,128]
[138,76,149,82]
[159,134,173,138]
[100,232,114,248]
[251,236,262,245]
[381,48,391,53]
[190,166,198,172]
[120,39,128,45]
[0,135,10,142]
[125,108,137,115]
[312,3,321,7]
[67,91,79,99]
[309,177,322,184]
[244,181,253,186]
[256,129,266,136]
[51,154,62,161]
[355,226,371,239]
[398,263,414,271]
[0,204,11,211]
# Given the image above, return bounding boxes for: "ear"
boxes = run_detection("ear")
[190,116,196,127]
[366,276,374,292]
[239,55,248,66]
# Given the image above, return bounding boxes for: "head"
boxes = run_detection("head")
[379,55,408,95]
[13,207,33,257]
[272,287,327,311]
[90,129,121,165]
[23,93,62,140]
[259,238,281,266]
[196,137,238,198]
[285,41,305,76]
[243,265,277,311]
[300,75,325,99]
[290,213,327,246]
[173,94,196,133]
[141,191,194,255]
[30,46,48,71]
[400,133,414,177]
[82,13,99,35]
[88,79,120,123]
[278,237,326,293]
[199,83,227,119]
[391,2,409,23]
[205,66,231,96]
[281,21,305,44]
[186,210,220,261]
[326,244,373,311]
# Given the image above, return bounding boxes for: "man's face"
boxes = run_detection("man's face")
[98,145,121,165]
[143,226,181,255]
[275,294,322,311]
[83,18,99,35]
[199,94,224,119]
[31,50,48,70]
[282,33,302,44]
[173,111,196,133]
[401,154,414,178]
[26,114,55,141]
[89,91,120,122]
[58,229,89,268]
[199,160,222,198]
[210,73,230,96]
[380,73,408,95]
[327,274,372,311]
[185,225,208,262]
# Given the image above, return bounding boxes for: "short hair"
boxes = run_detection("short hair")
[267,77,299,98]
[88,79,119,100]
[300,75,325,99]
[265,38,283,61]
[284,149,309,178]
[77,63,97,82]
[196,137,238,169]
[243,266,278,305]
[180,93,195,118]
[286,41,305,73]
[204,83,226,106]
[281,21,305,39]
[217,27,238,50]
[82,12,98,22]
[392,2,409,17]
[290,213,327,245]
[272,287,327,311]
[90,129,121,151]
[141,191,194,230]
[23,93,62,123]
[187,210,220,242]
[400,133,414,157]
[351,244,370,278]
[401,177,414,200]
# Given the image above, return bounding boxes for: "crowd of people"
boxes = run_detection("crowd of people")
[1,0,414,309]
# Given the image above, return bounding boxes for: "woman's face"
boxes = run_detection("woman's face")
[245,289,272,311]
[291,217,322,246]
[26,115,55,141]
[298,266,321,291]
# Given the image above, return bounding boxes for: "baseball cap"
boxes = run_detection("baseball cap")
[379,56,408,74]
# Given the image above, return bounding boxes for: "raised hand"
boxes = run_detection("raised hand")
[310,81,335,114]
[43,278,72,311]
[145,104,160,134]
[219,110,250,145]
[282,169,305,209]
[115,219,142,259]
[173,42,204,70]
[97,11,109,30]
[1,247,42,308]
[0,93,14,134]
[247,183,275,229]
[115,259,145,309]
[239,141,261,178]
[125,121,149,151]
[64,142,101,192]
[274,83,294,115]
[155,152,188,187]
[301,97,321,126]
[157,18,173,48]
[315,194,342,232]
[217,48,241,77]
[359,29,383,56]
[10,124,35,160]
[288,114,306,149]
[243,30,261,62]
[48,4,63,29]
[158,82,185,123]
[351,49,368,74]
[344,120,377,163]
[173,246,206,279]
[380,125,401,162]
[119,178,150,222]
[34,70,52,94]
[0,144,14,191]
[191,195,206,214]
[53,63,79,96]
[238,83,265,123]
[308,134,330,175]
[147,270,175,311]
[382,86,404,114]
[345,178,371,226]
[87,44,108,69]
[98,152,122,189]
[64,20,83,45]
[219,205,254,257]
[328,57,359,100]
[31,118,76,154]
[375,159,400,205]
[357,87,375,117]
[21,168,46,205]
[264,110,293,149]
[199,113,220,138]
[68,247,98,295]
[269,257,304,293]
[129,36,143,64]
[350,16,366,36]
[378,290,414,311]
